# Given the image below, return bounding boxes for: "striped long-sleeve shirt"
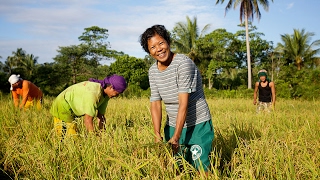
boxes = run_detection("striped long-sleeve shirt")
[148,54,211,127]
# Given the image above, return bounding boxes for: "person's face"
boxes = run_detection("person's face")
[147,33,171,63]
[104,86,120,98]
[259,76,266,82]
[11,81,22,89]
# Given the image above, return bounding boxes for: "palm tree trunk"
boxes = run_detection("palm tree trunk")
[271,56,274,81]
[245,15,252,89]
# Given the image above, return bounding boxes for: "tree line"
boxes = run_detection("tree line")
[0,19,319,99]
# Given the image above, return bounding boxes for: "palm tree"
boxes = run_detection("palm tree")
[4,56,16,74]
[215,0,273,89]
[171,16,210,63]
[11,48,26,66]
[22,54,38,78]
[276,29,320,70]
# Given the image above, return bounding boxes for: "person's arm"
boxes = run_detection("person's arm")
[270,82,276,108]
[151,100,162,142]
[168,93,189,151]
[11,91,19,107]
[253,82,259,105]
[84,114,94,132]
[97,113,106,130]
[20,81,30,109]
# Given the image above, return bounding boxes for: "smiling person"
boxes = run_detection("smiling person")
[253,69,276,113]
[8,74,43,110]
[50,74,127,137]
[139,25,214,174]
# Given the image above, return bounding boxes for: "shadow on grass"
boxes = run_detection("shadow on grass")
[0,166,12,180]
[211,122,261,176]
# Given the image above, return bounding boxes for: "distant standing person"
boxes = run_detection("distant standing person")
[50,75,127,137]
[8,74,43,110]
[253,69,276,113]
[139,25,214,174]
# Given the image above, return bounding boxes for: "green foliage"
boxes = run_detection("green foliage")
[122,85,150,98]
[171,16,210,63]
[33,63,71,96]
[78,26,125,65]
[276,28,320,70]
[204,88,253,99]
[197,28,241,89]
[3,48,39,80]
[1,25,320,100]
[109,55,149,90]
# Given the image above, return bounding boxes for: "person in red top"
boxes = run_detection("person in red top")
[8,74,43,110]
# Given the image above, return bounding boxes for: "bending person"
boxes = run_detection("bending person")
[8,74,43,110]
[50,74,127,137]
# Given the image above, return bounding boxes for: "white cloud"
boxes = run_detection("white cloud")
[286,3,294,9]
[0,0,242,63]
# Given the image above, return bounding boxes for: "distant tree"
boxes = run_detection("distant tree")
[276,28,320,70]
[236,23,273,83]
[197,29,243,88]
[21,54,38,79]
[143,55,156,70]
[109,55,149,90]
[78,26,125,66]
[33,62,70,95]
[171,16,210,64]
[11,48,26,65]
[53,44,90,84]
[4,56,15,75]
[0,62,8,92]
[5,48,29,76]
[215,0,274,89]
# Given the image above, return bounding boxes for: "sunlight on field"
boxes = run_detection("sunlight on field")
[0,95,319,179]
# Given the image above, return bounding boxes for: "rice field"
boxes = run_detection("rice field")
[0,94,319,179]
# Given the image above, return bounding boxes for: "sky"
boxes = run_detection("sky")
[1,0,320,65]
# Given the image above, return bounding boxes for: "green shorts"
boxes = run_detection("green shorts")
[164,120,214,171]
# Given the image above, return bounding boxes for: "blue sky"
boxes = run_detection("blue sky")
[1,0,319,64]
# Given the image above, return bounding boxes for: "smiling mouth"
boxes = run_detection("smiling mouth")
[158,52,166,57]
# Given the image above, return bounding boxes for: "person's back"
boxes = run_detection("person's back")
[9,74,43,109]
[13,80,43,101]
[50,81,109,123]
[50,75,127,137]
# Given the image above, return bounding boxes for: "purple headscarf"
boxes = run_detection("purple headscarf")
[89,74,127,93]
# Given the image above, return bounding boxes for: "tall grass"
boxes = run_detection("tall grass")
[0,95,319,179]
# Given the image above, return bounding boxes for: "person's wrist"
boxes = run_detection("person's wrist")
[171,136,179,143]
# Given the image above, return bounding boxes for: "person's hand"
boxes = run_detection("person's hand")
[253,99,257,105]
[98,119,105,130]
[168,137,179,154]
[154,135,163,143]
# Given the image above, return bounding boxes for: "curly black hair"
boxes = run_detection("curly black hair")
[139,25,171,54]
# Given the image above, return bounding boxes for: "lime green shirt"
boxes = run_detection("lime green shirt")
[50,81,109,122]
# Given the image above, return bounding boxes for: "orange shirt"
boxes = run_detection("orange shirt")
[11,80,43,108]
